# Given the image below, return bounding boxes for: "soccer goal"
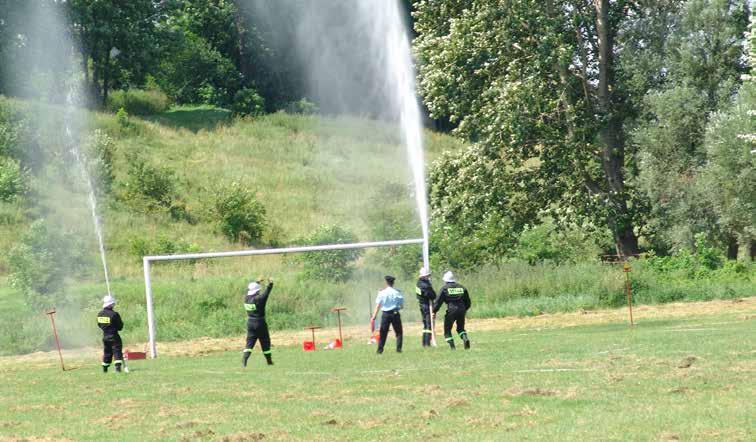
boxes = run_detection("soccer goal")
[142,237,429,358]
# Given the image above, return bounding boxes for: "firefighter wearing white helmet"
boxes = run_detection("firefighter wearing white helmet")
[432,271,472,350]
[97,295,124,372]
[416,266,437,347]
[242,276,275,367]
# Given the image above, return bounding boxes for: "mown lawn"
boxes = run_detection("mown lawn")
[1,310,754,441]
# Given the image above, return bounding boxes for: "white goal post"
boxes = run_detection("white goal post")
[142,238,428,358]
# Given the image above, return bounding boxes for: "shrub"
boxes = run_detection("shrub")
[213,181,266,244]
[106,89,170,116]
[0,156,26,201]
[231,88,265,116]
[366,184,422,277]
[128,235,200,261]
[287,98,319,114]
[84,129,115,194]
[294,224,361,282]
[121,155,178,211]
[8,219,87,309]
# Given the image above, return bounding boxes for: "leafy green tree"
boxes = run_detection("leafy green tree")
[633,0,749,253]
[699,14,756,262]
[415,0,749,258]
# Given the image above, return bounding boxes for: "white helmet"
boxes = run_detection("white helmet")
[442,271,455,283]
[419,267,431,277]
[102,295,116,308]
[247,282,261,296]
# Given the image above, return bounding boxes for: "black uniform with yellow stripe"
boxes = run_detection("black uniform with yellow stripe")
[416,278,436,347]
[243,282,274,366]
[433,282,471,349]
[97,307,124,371]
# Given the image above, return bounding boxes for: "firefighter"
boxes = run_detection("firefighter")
[416,267,436,347]
[371,275,404,354]
[432,271,471,350]
[97,295,124,373]
[243,276,274,367]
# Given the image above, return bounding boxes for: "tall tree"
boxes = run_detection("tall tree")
[414,0,746,257]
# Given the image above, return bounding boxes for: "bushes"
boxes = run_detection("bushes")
[128,235,200,261]
[231,88,265,117]
[106,89,170,116]
[84,129,115,194]
[213,181,266,244]
[121,155,177,210]
[294,224,361,282]
[0,156,26,201]
[8,220,88,309]
[287,98,319,115]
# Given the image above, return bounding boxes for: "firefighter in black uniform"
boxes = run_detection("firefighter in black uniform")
[97,295,124,372]
[243,276,274,367]
[416,267,436,347]
[432,271,471,350]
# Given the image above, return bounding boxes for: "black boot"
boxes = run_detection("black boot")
[102,364,109,373]
[242,351,251,368]
[447,339,456,350]
[115,363,122,373]
[264,354,273,366]
[463,338,471,350]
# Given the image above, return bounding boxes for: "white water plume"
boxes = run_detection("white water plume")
[247,0,431,267]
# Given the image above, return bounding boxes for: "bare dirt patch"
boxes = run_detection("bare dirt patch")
[677,356,697,369]
[504,387,559,397]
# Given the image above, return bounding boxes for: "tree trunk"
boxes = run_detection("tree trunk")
[594,0,639,257]
[726,235,738,260]
[737,234,753,263]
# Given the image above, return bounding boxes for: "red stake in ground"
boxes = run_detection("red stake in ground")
[46,309,66,371]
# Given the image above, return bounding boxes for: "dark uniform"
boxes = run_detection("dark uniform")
[97,306,124,372]
[243,282,274,367]
[433,281,471,349]
[416,278,436,347]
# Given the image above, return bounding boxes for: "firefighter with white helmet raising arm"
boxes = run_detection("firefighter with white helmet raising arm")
[242,276,274,367]
[433,271,472,350]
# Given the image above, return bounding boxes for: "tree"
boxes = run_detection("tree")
[699,12,756,262]
[68,0,165,106]
[633,0,749,254]
[416,0,727,256]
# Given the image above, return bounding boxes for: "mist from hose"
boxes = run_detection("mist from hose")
[246,0,430,268]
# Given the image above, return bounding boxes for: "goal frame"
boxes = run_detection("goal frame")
[142,238,427,358]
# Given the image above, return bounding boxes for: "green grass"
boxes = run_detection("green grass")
[1,311,754,440]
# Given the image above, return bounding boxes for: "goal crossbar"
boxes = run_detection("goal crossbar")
[142,238,425,358]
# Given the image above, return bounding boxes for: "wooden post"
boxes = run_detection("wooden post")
[331,307,347,348]
[46,309,66,371]
[623,262,634,326]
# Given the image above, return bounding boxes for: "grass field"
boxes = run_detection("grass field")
[2,299,754,441]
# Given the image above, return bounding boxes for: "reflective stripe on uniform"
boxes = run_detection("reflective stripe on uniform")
[415,287,422,295]
[458,331,467,337]
[97,316,111,324]
[244,303,257,312]
[263,350,272,355]
[113,360,123,364]
[243,349,252,353]
[447,287,464,296]
[102,362,110,366]
[422,329,432,334]
[445,337,454,342]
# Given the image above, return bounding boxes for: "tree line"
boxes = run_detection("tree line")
[0,0,753,264]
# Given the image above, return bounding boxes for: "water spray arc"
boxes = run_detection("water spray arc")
[64,88,112,297]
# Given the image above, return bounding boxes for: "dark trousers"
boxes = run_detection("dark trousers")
[102,335,123,365]
[245,318,271,354]
[443,308,468,344]
[377,310,403,353]
[420,303,433,346]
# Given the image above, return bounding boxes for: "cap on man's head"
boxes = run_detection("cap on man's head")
[384,275,396,285]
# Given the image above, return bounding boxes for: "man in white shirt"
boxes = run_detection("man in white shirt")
[371,275,404,354]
